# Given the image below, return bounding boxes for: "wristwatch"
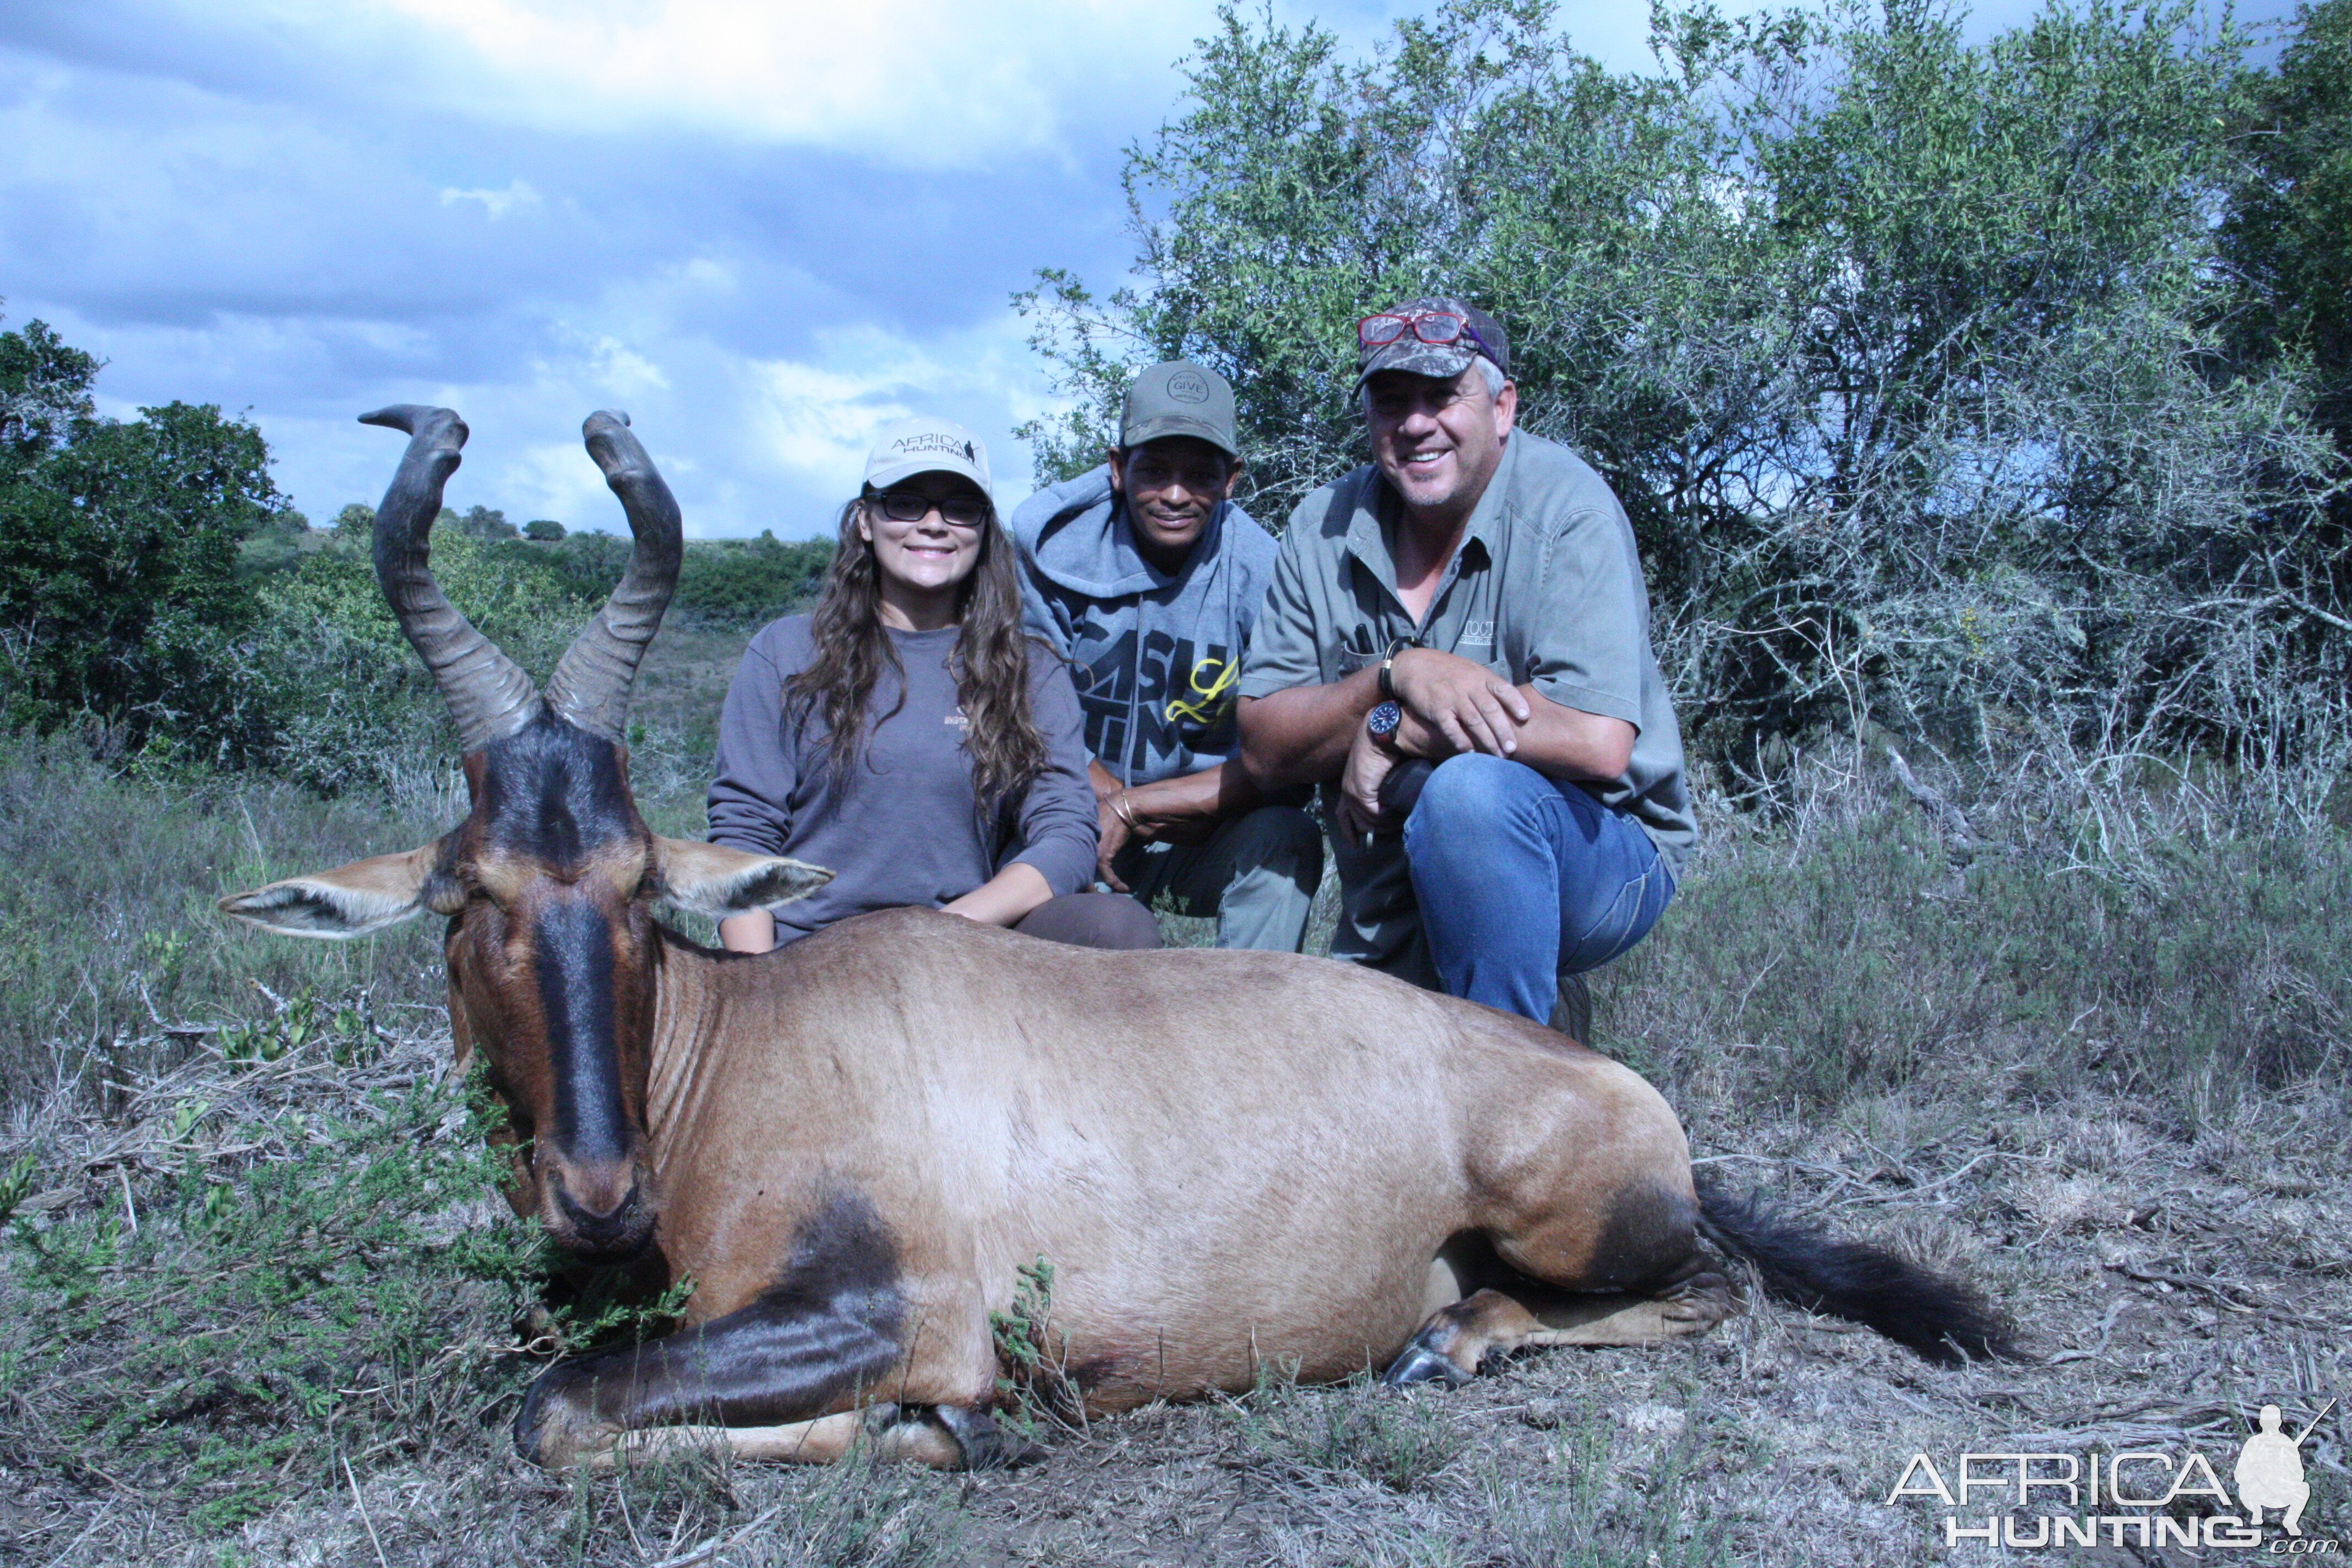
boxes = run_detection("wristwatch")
[1366,700,1402,740]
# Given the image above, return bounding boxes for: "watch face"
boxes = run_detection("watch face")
[1367,700,1402,738]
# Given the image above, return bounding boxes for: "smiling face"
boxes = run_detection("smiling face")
[858,470,989,630]
[1364,364,1517,533]
[1108,434,1240,574]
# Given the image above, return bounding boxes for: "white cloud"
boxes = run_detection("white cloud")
[740,313,1060,521]
[352,0,1229,167]
[438,179,541,219]
[546,324,672,398]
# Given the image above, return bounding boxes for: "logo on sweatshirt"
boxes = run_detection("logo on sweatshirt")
[1071,629,1239,776]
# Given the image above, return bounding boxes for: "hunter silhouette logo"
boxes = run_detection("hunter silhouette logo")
[891,432,977,462]
[1888,1398,2340,1552]
[2238,1401,2332,1537]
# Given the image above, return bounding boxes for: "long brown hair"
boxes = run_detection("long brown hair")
[785,489,1050,813]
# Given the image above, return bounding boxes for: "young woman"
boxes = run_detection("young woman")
[707,417,1159,952]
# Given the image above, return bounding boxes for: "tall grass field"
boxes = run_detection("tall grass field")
[2,624,2344,1563]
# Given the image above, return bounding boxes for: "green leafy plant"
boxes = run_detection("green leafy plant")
[1020,0,2348,778]
[989,1254,1082,1439]
[0,1060,545,1531]
[0,1149,36,1227]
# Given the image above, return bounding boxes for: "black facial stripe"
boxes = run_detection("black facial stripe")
[532,897,629,1163]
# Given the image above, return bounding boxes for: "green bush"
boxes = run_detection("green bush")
[236,530,605,796]
[0,1046,541,1532]
[1,317,295,761]
[1021,0,2350,774]
[673,532,835,629]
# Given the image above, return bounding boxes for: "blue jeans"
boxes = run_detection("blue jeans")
[1400,753,1674,1023]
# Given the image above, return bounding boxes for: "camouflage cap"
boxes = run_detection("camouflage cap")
[864,415,991,493]
[1121,361,1240,459]
[1355,297,1512,390]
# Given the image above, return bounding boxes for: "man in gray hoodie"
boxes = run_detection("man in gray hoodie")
[1012,362,1324,951]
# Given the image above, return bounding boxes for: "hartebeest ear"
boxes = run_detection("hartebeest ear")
[652,837,833,916]
[217,837,462,939]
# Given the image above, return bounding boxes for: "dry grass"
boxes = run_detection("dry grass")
[2,731,2347,1565]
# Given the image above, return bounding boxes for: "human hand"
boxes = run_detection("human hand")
[1095,791,1134,892]
[1390,646,1529,758]
[1340,725,1403,839]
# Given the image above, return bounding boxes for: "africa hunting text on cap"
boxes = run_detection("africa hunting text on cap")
[1355,297,1512,391]
[864,415,992,493]
[1121,361,1240,459]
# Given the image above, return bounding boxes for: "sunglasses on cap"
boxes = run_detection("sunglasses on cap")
[867,490,988,528]
[1357,311,1501,363]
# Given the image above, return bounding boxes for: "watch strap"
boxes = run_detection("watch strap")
[1378,636,1420,701]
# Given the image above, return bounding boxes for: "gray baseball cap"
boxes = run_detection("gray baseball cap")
[865,415,991,492]
[1121,361,1240,459]
[1355,297,1511,390]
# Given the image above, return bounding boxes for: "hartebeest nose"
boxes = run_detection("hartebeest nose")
[544,1160,655,1258]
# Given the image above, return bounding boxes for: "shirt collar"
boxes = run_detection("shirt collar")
[1345,434,1515,599]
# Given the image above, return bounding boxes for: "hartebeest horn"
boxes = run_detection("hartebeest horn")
[360,405,543,752]
[541,411,683,743]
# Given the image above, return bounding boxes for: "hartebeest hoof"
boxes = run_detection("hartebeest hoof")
[514,1365,619,1470]
[1381,1337,1476,1389]
[932,1404,1046,1469]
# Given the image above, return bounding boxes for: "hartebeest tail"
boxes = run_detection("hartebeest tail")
[1694,1174,2016,1364]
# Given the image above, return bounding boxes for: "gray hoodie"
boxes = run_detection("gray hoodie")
[1011,465,1280,787]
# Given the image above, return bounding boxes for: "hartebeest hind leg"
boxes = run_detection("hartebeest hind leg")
[1384,1273,1732,1387]
[1385,1188,1734,1386]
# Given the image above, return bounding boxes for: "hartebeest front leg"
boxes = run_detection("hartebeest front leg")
[565,1403,1030,1471]
[515,1293,1024,1470]
[515,1291,902,1467]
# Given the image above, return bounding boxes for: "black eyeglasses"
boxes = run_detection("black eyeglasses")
[1357,311,1499,364]
[868,491,987,528]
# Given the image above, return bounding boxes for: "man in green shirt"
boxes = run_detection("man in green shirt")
[1237,298,1695,1031]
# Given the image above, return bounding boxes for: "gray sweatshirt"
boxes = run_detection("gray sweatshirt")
[1010,465,1280,788]
[706,617,1097,944]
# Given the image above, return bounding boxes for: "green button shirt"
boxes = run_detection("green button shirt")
[1238,430,1695,984]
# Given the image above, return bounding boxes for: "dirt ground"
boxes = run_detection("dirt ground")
[7,1032,2344,1568]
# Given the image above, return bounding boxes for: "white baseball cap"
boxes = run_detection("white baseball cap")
[864,416,991,493]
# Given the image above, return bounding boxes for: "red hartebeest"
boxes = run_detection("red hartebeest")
[221,407,2011,1470]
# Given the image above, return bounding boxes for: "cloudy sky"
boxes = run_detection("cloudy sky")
[0,0,2299,540]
